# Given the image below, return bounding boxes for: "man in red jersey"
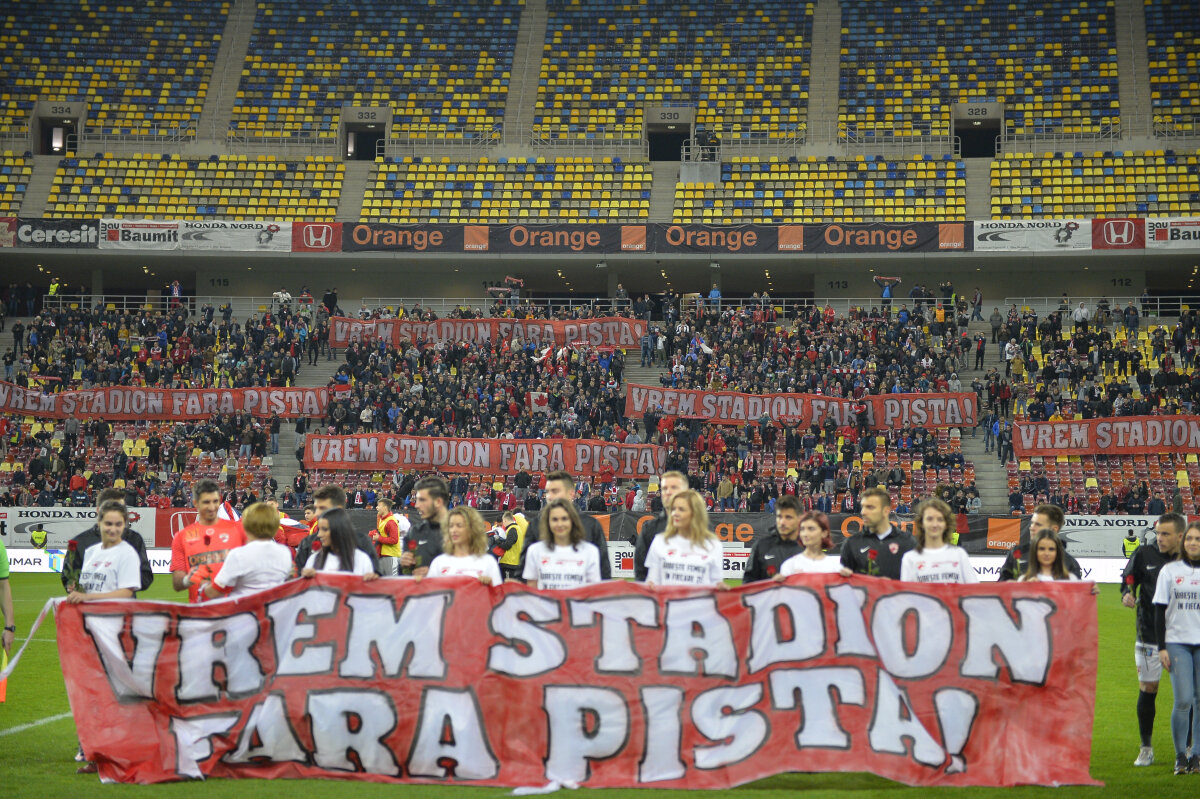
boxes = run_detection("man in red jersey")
[171,478,246,603]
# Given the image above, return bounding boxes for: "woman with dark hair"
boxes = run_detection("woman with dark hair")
[900,497,977,584]
[66,501,140,602]
[779,511,841,575]
[1020,530,1076,582]
[1153,521,1200,774]
[522,498,601,590]
[301,508,377,578]
[427,506,501,584]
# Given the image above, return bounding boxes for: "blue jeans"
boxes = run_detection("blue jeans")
[1166,642,1200,756]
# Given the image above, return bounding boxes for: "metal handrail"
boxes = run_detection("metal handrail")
[1003,295,1198,320]
[39,294,325,319]
[1154,115,1200,139]
[377,124,503,158]
[997,123,1123,155]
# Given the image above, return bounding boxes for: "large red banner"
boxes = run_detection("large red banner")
[56,575,1099,787]
[303,434,665,478]
[0,382,326,420]
[625,385,977,428]
[1013,415,1200,457]
[328,316,646,349]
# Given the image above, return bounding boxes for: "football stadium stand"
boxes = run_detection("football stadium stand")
[0,0,227,136]
[989,149,1200,218]
[673,155,966,223]
[0,151,31,214]
[1145,0,1200,131]
[230,0,522,140]
[44,153,344,219]
[839,0,1119,139]
[362,156,650,223]
[534,0,813,141]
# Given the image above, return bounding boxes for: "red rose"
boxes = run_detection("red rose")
[1013,549,1022,560]
[68,540,78,552]
[867,549,878,561]
[311,539,322,552]
[407,539,418,551]
[767,565,778,576]
[1125,575,1135,585]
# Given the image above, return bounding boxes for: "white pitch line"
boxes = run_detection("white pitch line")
[0,711,73,738]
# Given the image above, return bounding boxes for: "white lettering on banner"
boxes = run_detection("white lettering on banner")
[0,382,326,421]
[1013,415,1200,457]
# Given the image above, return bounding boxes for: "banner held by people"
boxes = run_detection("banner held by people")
[0,382,327,421]
[328,316,646,349]
[55,574,1099,787]
[1012,415,1200,457]
[304,434,665,478]
[625,385,977,428]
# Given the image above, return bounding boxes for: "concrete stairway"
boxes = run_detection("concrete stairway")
[18,156,61,217]
[335,161,374,222]
[197,0,257,144]
[272,355,340,489]
[805,0,842,143]
[1114,0,1153,138]
[648,162,679,222]
[963,157,994,220]
[501,0,547,147]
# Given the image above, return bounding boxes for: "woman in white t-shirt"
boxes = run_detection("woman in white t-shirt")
[302,508,378,579]
[900,497,977,584]
[202,502,293,600]
[779,511,843,576]
[1019,531,1079,582]
[426,506,502,585]
[66,501,141,603]
[644,489,724,588]
[1153,521,1200,775]
[522,498,601,590]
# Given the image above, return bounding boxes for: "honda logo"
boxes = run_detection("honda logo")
[303,224,333,249]
[1103,220,1135,246]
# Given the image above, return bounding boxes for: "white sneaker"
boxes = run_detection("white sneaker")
[1134,746,1154,767]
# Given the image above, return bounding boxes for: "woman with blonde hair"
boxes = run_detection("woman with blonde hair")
[426,505,501,585]
[900,497,977,584]
[644,489,724,588]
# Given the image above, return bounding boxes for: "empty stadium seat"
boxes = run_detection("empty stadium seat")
[1146,0,1200,130]
[0,151,32,214]
[44,153,344,219]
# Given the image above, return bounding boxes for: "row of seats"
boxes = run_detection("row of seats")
[362,155,650,223]
[1146,0,1199,127]
[534,0,813,141]
[990,149,1200,217]
[0,151,30,214]
[673,155,967,223]
[230,0,521,138]
[1006,453,1195,513]
[44,153,344,219]
[839,0,1119,137]
[0,0,226,135]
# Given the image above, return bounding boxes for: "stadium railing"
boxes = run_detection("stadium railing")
[1154,115,1200,139]
[39,294,315,318]
[1003,295,1198,319]
[996,123,1124,156]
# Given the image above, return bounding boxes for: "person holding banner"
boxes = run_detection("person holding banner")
[171,479,247,603]
[1154,521,1200,775]
[402,477,450,579]
[1019,531,1078,582]
[201,502,293,600]
[1123,513,1184,767]
[644,489,724,589]
[900,498,977,584]
[742,495,804,583]
[997,505,1082,582]
[521,499,602,590]
[301,508,378,579]
[294,485,379,575]
[61,488,153,596]
[520,471,611,580]
[779,510,842,575]
[66,501,141,603]
[839,487,914,579]
[632,470,689,581]
[426,506,502,585]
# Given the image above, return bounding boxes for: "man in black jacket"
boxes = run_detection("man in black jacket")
[400,476,450,578]
[293,485,380,574]
[632,470,689,581]
[1120,512,1183,767]
[61,488,153,594]
[839,487,914,579]
[743,495,804,583]
[519,471,610,579]
[995,504,1082,581]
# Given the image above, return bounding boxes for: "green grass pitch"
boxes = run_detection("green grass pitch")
[1,576,1197,798]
